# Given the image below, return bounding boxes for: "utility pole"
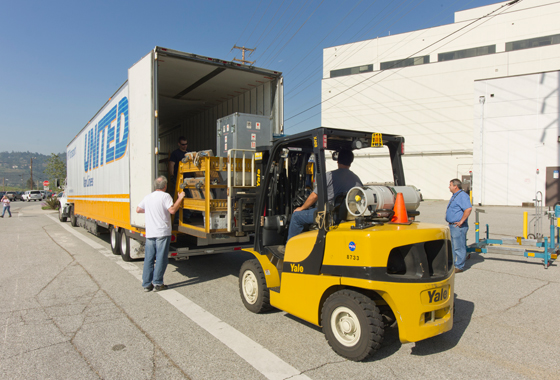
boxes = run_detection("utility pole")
[232,45,256,65]
[30,157,34,190]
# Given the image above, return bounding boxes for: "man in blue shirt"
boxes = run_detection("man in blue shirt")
[446,179,472,273]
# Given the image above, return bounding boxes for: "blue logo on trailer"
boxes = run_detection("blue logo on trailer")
[84,97,129,173]
[349,242,356,251]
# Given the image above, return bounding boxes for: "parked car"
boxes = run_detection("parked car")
[15,192,24,201]
[5,191,17,201]
[22,190,43,202]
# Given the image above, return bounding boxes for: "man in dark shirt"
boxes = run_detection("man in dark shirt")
[286,149,362,241]
[168,136,189,197]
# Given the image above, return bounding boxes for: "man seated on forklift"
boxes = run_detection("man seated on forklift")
[284,149,362,247]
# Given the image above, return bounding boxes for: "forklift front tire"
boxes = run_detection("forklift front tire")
[322,290,384,361]
[239,259,271,313]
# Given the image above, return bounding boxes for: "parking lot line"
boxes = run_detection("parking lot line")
[47,214,312,380]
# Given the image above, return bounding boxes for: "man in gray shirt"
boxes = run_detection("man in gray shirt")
[286,149,362,241]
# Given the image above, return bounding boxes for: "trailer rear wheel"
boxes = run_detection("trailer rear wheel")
[110,227,120,255]
[70,207,77,227]
[321,290,384,361]
[239,259,271,313]
[58,207,67,222]
[119,230,132,261]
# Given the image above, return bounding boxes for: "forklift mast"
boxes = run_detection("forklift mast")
[253,127,406,261]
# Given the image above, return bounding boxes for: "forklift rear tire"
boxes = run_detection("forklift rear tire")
[321,290,384,361]
[110,227,121,255]
[239,259,271,313]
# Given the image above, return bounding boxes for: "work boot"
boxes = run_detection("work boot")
[153,284,168,292]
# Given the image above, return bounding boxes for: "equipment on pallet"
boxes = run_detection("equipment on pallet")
[467,204,559,269]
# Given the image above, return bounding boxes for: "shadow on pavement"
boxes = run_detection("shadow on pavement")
[169,250,255,287]
[479,256,556,268]
[410,296,475,356]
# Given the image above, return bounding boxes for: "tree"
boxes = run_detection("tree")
[44,153,66,190]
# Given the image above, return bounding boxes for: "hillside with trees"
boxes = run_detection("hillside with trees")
[0,151,66,191]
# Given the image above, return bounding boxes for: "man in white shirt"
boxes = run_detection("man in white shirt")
[137,176,185,292]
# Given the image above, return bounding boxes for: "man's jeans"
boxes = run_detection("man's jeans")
[142,236,171,288]
[450,224,468,270]
[287,209,316,241]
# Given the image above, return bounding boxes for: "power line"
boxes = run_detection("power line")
[255,0,313,64]
[283,0,368,76]
[285,0,406,95]
[243,0,275,47]
[262,0,326,67]
[285,0,522,126]
[253,0,288,48]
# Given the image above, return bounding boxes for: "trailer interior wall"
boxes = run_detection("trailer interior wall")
[473,70,560,206]
[321,0,560,201]
[154,51,283,164]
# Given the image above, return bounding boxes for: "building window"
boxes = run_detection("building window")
[506,34,560,51]
[438,45,496,62]
[380,55,430,70]
[330,64,373,78]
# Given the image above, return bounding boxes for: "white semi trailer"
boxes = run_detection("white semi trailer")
[61,46,283,261]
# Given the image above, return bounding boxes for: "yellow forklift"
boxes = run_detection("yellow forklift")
[237,127,454,361]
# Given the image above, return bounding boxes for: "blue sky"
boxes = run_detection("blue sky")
[0,0,500,155]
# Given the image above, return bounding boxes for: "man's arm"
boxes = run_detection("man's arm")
[168,159,175,177]
[168,191,185,215]
[456,208,472,227]
[136,206,145,213]
[294,192,318,212]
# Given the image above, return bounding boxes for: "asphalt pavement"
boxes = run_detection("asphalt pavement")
[0,200,558,379]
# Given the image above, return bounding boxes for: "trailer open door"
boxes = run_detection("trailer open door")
[128,50,157,228]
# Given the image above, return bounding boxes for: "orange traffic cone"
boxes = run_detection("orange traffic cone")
[390,193,411,224]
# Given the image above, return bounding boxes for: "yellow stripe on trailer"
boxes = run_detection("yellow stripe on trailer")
[71,198,139,232]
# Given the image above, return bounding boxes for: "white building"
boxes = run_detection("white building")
[322,0,560,205]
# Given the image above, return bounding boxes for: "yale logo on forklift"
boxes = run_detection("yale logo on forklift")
[290,263,304,273]
[313,136,318,148]
[421,286,450,304]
